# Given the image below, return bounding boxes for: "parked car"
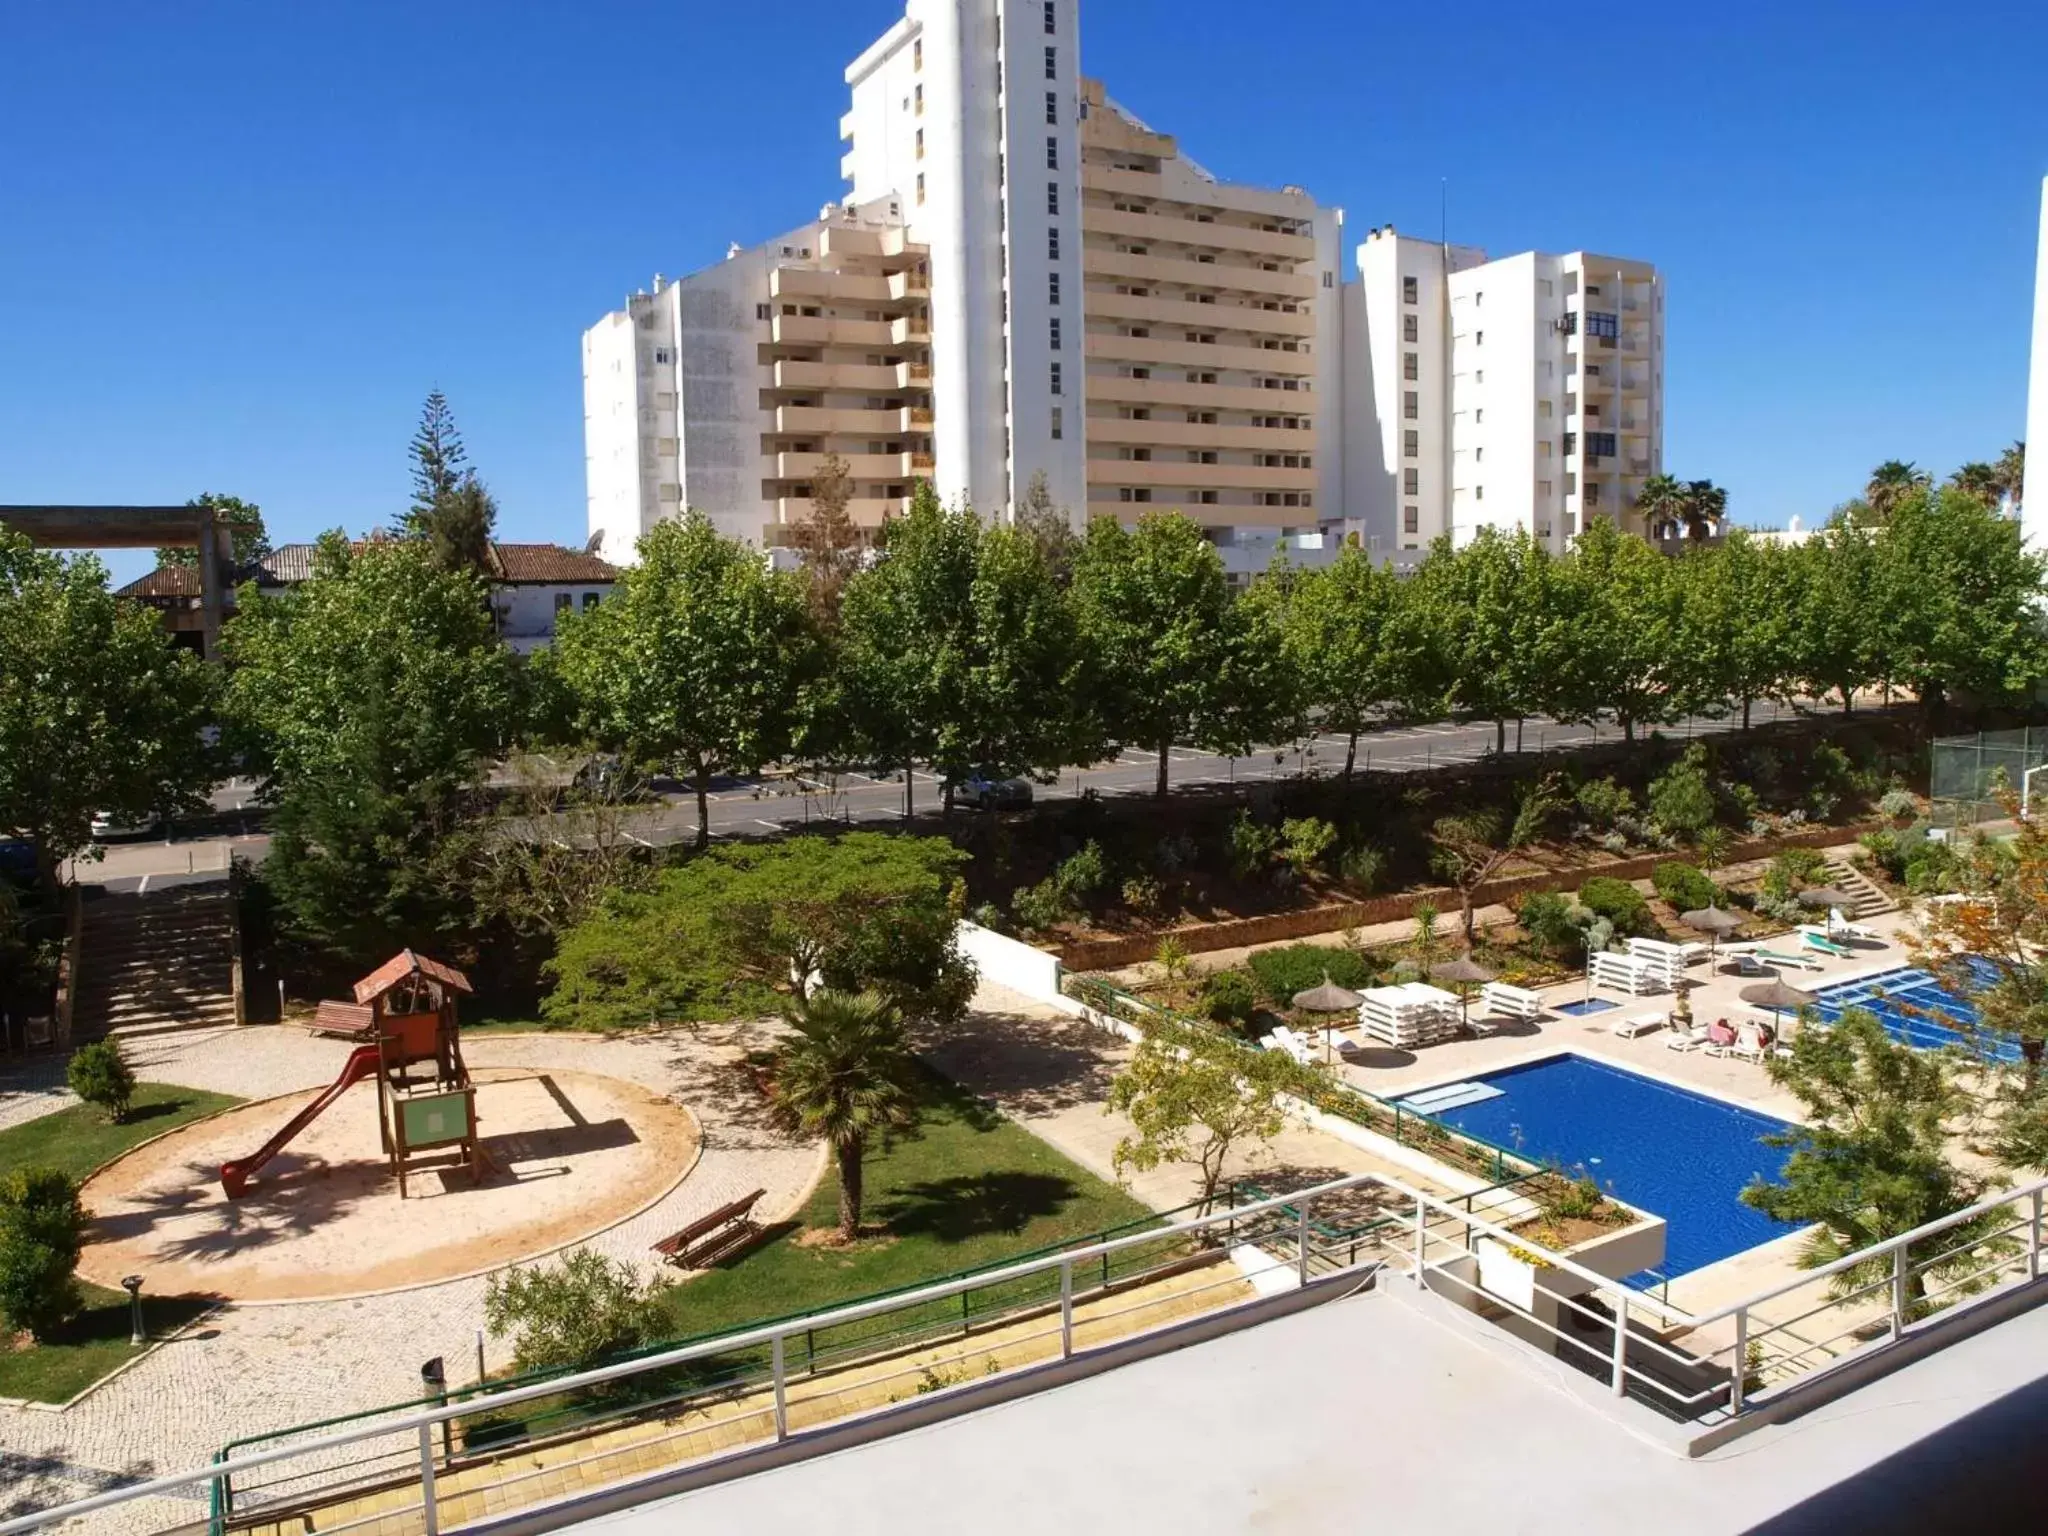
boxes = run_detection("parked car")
[955,771,1033,810]
[90,810,162,841]
[566,755,652,804]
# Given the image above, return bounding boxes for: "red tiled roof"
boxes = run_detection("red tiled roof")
[488,543,619,584]
[352,948,474,1005]
[116,566,205,599]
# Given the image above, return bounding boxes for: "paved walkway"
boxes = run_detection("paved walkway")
[0,1024,821,1535]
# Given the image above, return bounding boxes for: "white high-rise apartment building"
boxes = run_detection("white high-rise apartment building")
[583,0,1661,573]
[1344,229,1664,562]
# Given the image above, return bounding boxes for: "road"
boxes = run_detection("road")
[68,699,1825,888]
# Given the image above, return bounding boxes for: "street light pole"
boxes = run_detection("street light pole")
[121,1275,144,1346]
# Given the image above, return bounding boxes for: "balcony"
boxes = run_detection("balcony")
[886,270,931,301]
[1082,246,1317,300]
[1085,416,1312,452]
[775,451,913,481]
[773,494,907,531]
[1086,457,1316,491]
[1080,113,1175,160]
[770,267,891,303]
[1081,164,1317,222]
[1083,206,1316,262]
[888,314,930,344]
[817,223,909,260]
[772,359,921,392]
[773,405,909,436]
[770,314,896,348]
[1084,331,1315,377]
[1083,490,1307,528]
[1085,287,1315,337]
[1086,372,1317,413]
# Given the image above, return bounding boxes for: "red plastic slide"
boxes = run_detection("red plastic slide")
[219,1044,382,1199]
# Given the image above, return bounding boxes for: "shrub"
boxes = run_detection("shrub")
[1878,787,1918,822]
[1279,817,1338,876]
[1577,876,1651,936]
[66,1041,135,1123]
[1052,841,1109,905]
[1200,969,1259,1028]
[1648,746,1718,842]
[1516,890,1583,962]
[967,902,1011,935]
[1153,935,1191,982]
[1226,813,1279,879]
[483,1248,657,1374]
[1246,943,1373,1008]
[1011,880,1070,934]
[1760,847,1829,906]
[0,1167,87,1342]
[1574,777,1635,830]
[1121,874,1163,913]
[1339,843,1386,892]
[1152,834,1199,877]
[1651,861,1720,914]
[1412,901,1439,956]
[1808,741,1854,797]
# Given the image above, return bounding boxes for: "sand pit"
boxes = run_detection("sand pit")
[76,1068,698,1302]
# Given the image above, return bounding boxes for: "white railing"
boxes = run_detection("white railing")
[8,1170,2046,1536]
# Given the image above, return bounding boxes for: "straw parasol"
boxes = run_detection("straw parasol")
[1429,955,1497,1030]
[1680,905,1744,962]
[1291,974,1365,1063]
[1740,978,1810,1037]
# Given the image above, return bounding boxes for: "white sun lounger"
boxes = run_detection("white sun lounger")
[1613,1012,1664,1039]
[1665,1024,1709,1051]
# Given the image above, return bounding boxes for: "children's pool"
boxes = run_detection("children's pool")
[1406,1053,1800,1281]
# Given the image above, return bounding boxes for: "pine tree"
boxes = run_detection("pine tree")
[406,390,469,534]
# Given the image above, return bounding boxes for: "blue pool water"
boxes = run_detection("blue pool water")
[1413,1054,1799,1281]
[1805,961,2019,1063]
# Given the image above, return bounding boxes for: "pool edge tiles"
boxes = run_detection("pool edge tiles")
[1415,1051,1802,1282]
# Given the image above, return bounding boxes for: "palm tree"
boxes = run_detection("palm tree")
[1947,461,2000,508]
[1682,479,1728,541]
[765,988,921,1242]
[1864,460,1930,522]
[1636,473,1686,539]
[1992,440,2025,512]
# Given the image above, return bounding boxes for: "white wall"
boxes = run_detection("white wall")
[674,246,777,548]
[494,584,612,653]
[954,920,1064,1004]
[1450,253,1545,545]
[583,310,646,563]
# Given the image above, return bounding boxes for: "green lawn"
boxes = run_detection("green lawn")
[648,1066,1157,1345]
[0,1080,242,1183]
[0,1081,239,1403]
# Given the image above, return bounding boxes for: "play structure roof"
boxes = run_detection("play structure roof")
[352,949,474,1005]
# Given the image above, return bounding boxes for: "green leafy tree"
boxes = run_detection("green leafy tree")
[1407,530,1571,752]
[1793,517,1883,714]
[1263,544,1420,776]
[0,1167,86,1342]
[1012,469,1079,587]
[0,533,220,890]
[1681,531,1797,728]
[1742,1011,2007,1313]
[544,832,975,1030]
[553,513,818,846]
[222,534,514,959]
[155,492,271,570]
[1428,775,1561,942]
[1108,1033,1290,1214]
[766,988,923,1242]
[1071,513,1283,797]
[1647,743,1718,842]
[1554,520,1682,740]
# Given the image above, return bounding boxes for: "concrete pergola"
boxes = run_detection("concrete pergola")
[0,504,248,658]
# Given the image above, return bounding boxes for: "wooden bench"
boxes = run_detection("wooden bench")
[307,1000,375,1040]
[652,1188,768,1269]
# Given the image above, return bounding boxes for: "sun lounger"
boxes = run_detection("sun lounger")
[1262,1027,1316,1066]
[1728,1022,1770,1063]
[1613,1012,1664,1039]
[1798,928,1854,958]
[1828,911,1883,944]
[1755,947,1822,972]
[1479,981,1545,1022]
[1664,1024,1709,1051]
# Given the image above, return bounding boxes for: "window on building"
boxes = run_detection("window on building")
[1402,275,1418,304]
[1474,485,1485,502]
[1048,226,1060,259]
[914,38,922,69]
[1402,390,1419,420]
[1050,406,1063,440]
[1049,271,1060,305]
[581,592,601,612]
[1474,447,1484,463]
[1402,352,1418,381]
[1043,90,1057,125]
[1475,408,1484,424]
[1538,399,1552,419]
[916,128,925,159]
[915,83,923,114]
[1403,313,1418,343]
[1047,182,1059,215]
[1044,1,1056,34]
[1475,370,1484,384]
[1197,490,1218,505]
[1403,505,1419,534]
[755,303,770,320]
[916,173,925,204]
[1586,482,1602,507]
[1587,431,1617,459]
[1119,487,1152,503]
[1049,317,1061,350]
[1403,429,1418,458]
[1403,468,1420,495]
[1586,311,1620,339]
[1045,135,1058,169]
[1050,362,1063,395]
[1475,330,1483,346]
[554,593,573,615]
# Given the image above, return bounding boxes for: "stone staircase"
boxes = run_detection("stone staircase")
[1822,856,1896,920]
[71,880,239,1039]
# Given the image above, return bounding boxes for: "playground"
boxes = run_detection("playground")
[74,1066,698,1301]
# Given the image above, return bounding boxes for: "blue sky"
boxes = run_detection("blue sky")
[4,0,2043,583]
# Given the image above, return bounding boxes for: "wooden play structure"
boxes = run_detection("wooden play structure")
[220,950,481,1199]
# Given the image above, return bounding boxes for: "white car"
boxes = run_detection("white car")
[955,772,1033,810]
[89,811,162,841]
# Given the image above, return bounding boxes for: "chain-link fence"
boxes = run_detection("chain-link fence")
[1929,728,2048,827]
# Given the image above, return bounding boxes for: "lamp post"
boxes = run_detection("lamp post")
[420,1357,452,1463]
[121,1274,144,1346]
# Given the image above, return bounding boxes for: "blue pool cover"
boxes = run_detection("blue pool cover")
[1805,961,2018,1063]
[1420,1054,1800,1281]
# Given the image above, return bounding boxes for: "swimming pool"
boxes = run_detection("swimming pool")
[1407,1054,1800,1281]
[1805,961,2018,1062]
